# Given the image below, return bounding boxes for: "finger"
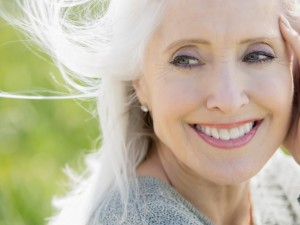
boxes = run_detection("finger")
[279,15,300,60]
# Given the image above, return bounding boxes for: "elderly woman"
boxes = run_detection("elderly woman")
[2,0,300,225]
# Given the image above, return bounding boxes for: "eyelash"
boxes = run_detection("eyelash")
[169,51,276,69]
[242,51,276,64]
[169,55,203,69]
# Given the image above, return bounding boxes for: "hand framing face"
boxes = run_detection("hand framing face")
[280,15,300,164]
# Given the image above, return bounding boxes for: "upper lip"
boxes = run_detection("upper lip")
[192,119,261,129]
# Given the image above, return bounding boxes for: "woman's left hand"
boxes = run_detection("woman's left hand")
[280,16,300,164]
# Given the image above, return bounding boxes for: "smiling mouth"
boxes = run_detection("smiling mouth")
[191,120,262,149]
[193,121,259,140]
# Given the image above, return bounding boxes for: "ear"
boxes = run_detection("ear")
[132,76,149,107]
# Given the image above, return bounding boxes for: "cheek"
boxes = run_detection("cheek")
[250,68,293,120]
[243,68,292,163]
[148,77,203,141]
[150,76,206,120]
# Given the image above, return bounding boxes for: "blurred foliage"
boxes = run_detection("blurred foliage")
[0,19,100,225]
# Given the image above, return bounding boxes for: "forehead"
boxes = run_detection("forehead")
[157,0,283,45]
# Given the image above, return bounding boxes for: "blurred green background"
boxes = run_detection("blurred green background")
[0,19,100,225]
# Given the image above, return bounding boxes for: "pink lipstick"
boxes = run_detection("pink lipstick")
[192,120,262,149]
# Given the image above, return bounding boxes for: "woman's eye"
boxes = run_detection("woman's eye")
[243,51,275,64]
[169,55,202,68]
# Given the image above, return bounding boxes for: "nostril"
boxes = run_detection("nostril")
[206,90,249,114]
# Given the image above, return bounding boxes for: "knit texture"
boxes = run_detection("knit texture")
[90,150,300,225]
[251,150,300,225]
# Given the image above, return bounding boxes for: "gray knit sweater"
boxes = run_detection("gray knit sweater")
[91,151,300,225]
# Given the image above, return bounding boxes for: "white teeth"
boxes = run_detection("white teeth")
[196,124,202,132]
[196,121,256,141]
[244,123,251,133]
[205,127,212,136]
[201,126,205,132]
[211,128,219,139]
[229,128,240,139]
[249,123,253,131]
[239,126,245,136]
[219,129,230,140]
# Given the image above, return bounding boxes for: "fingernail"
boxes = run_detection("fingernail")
[280,16,291,28]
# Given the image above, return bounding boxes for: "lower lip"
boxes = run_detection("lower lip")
[193,121,261,149]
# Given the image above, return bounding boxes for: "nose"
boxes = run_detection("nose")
[206,67,249,114]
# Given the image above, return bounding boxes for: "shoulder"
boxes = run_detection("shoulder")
[89,177,213,225]
[252,150,300,225]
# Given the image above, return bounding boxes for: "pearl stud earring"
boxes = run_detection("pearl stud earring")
[141,105,149,112]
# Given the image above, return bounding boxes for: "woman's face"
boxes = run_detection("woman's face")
[135,0,294,184]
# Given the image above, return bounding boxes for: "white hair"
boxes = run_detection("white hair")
[0,0,166,224]
[1,0,300,224]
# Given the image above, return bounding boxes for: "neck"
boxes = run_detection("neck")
[170,174,252,225]
[137,146,252,225]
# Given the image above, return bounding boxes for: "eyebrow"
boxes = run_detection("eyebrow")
[165,36,281,53]
[239,36,280,44]
[165,39,211,53]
